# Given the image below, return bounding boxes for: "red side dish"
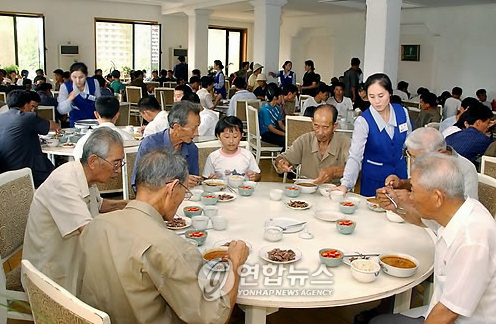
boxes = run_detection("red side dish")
[239,186,252,190]
[185,207,201,212]
[341,202,355,207]
[286,187,298,190]
[203,195,216,199]
[321,250,343,258]
[187,232,206,238]
[338,220,354,226]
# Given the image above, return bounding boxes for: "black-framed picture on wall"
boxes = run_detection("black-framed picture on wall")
[401,45,420,61]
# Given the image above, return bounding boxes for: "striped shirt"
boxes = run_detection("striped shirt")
[259,102,282,135]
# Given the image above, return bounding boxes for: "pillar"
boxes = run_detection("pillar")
[186,9,213,78]
[363,0,402,85]
[250,0,287,83]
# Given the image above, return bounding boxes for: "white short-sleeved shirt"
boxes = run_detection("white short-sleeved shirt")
[199,109,219,136]
[443,97,461,120]
[197,88,214,110]
[73,122,134,160]
[327,97,353,117]
[23,161,102,295]
[202,148,261,179]
[393,89,409,101]
[442,125,461,138]
[143,110,169,137]
[425,199,496,323]
[301,97,324,116]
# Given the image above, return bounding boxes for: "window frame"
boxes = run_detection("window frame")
[0,11,46,73]
[208,25,247,76]
[94,18,162,73]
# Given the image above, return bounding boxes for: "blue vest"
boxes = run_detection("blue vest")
[65,77,97,127]
[214,71,227,99]
[360,103,408,197]
[279,70,295,87]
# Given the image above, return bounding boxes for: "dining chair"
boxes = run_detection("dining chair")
[282,116,313,182]
[246,105,282,164]
[0,168,35,324]
[22,260,111,324]
[160,88,175,111]
[125,86,143,121]
[37,106,56,122]
[478,173,496,219]
[285,100,296,115]
[481,155,496,180]
[122,147,139,200]
[298,95,311,114]
[0,92,6,103]
[115,102,131,126]
[154,87,167,110]
[197,143,222,177]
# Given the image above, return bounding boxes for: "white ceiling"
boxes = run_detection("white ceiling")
[97,0,496,21]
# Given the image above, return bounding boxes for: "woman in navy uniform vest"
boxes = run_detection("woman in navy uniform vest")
[269,61,296,87]
[213,60,227,99]
[335,73,412,197]
[57,62,101,127]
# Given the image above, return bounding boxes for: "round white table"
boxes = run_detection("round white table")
[178,182,435,324]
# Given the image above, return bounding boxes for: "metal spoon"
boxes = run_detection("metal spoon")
[384,193,408,215]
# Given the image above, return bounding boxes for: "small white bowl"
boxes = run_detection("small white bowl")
[379,253,419,278]
[386,210,405,223]
[319,184,336,197]
[264,226,283,242]
[212,216,228,230]
[203,206,219,218]
[330,190,344,201]
[270,189,283,201]
[46,139,59,147]
[191,215,209,230]
[350,259,381,283]
[190,189,203,202]
[295,179,319,194]
[228,175,245,188]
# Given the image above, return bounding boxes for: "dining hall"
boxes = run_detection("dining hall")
[1,0,496,323]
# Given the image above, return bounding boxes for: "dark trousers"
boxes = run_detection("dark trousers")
[261,131,285,151]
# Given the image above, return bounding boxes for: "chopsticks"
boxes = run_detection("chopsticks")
[343,253,380,258]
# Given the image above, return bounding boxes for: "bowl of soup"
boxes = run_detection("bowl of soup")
[203,247,230,271]
[379,253,419,278]
[185,229,208,246]
[202,179,226,193]
[295,179,319,194]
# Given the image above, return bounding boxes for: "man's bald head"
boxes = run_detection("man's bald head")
[312,104,338,143]
[313,104,338,124]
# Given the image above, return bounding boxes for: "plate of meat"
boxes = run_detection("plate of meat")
[259,246,302,264]
[165,217,191,230]
[285,199,312,210]
[214,192,237,202]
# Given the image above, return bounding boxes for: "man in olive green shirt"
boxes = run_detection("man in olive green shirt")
[79,149,249,324]
[275,104,351,184]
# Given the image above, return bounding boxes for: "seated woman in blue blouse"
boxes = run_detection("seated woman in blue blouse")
[334,73,412,197]
[269,61,296,87]
[259,83,286,149]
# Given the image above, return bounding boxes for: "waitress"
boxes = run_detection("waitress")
[300,60,318,96]
[335,73,412,197]
[57,62,101,127]
[213,60,227,99]
[269,61,296,87]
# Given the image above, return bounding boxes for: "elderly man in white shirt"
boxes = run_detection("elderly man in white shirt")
[372,153,496,324]
[23,127,129,295]
[137,96,169,138]
[228,77,256,117]
[73,96,134,160]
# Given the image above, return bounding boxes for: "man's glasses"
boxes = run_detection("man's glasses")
[166,180,193,200]
[97,156,126,171]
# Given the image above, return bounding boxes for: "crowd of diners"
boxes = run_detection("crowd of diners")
[0,57,495,324]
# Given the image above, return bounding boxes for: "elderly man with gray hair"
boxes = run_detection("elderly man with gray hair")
[132,100,201,189]
[371,153,496,324]
[23,127,129,295]
[375,127,478,225]
[79,148,249,324]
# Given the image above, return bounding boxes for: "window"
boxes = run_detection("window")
[95,19,160,76]
[208,27,246,76]
[0,12,45,79]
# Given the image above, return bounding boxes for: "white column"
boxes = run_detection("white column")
[250,0,287,83]
[363,0,402,84]
[186,9,213,78]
